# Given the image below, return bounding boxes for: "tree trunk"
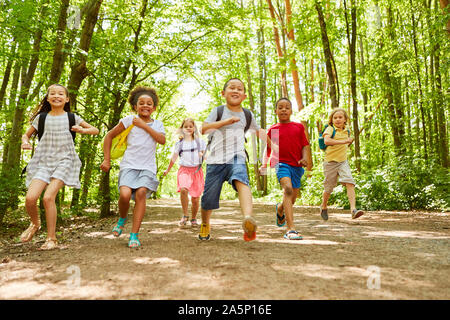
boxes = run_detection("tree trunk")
[0,20,44,222]
[315,1,339,108]
[0,43,16,109]
[67,0,103,110]
[284,0,304,110]
[49,0,70,84]
[344,0,361,171]
[266,0,288,97]
[257,15,268,195]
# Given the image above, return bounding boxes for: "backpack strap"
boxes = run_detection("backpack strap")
[242,107,252,133]
[177,138,184,156]
[330,124,336,139]
[37,112,48,141]
[216,105,225,121]
[68,112,76,141]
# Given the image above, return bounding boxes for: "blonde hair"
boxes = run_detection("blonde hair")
[177,118,199,140]
[328,108,350,126]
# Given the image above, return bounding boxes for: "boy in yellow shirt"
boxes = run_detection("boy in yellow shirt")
[320,108,364,220]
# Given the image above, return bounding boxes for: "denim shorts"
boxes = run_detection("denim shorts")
[275,162,305,189]
[201,157,249,210]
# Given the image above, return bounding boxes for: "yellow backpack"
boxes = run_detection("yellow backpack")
[109,124,134,160]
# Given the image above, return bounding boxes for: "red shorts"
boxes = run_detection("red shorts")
[177,166,204,198]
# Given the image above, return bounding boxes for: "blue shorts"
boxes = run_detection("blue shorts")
[201,157,249,210]
[275,162,305,189]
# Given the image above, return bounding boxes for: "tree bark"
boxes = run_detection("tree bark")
[0,43,16,109]
[267,0,288,97]
[67,0,103,110]
[344,0,361,171]
[49,0,70,84]
[315,1,339,108]
[284,0,304,110]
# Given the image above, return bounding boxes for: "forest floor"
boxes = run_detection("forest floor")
[0,198,449,300]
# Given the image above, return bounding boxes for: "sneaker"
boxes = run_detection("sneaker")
[198,223,210,241]
[320,208,328,221]
[242,216,257,242]
[352,209,364,219]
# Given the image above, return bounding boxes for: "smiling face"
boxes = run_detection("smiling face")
[47,85,69,109]
[182,120,195,138]
[331,110,347,129]
[134,94,155,119]
[275,99,292,123]
[221,79,247,107]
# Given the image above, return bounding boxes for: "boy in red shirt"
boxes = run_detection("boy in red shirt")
[260,98,311,240]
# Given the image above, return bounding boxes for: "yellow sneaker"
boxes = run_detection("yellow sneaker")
[198,223,210,241]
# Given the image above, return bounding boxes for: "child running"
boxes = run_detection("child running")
[260,98,311,240]
[100,86,166,248]
[320,108,363,220]
[20,84,99,250]
[163,118,206,228]
[198,78,272,242]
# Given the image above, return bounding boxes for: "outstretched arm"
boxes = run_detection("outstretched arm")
[324,134,354,146]
[164,153,179,176]
[71,121,99,135]
[201,117,240,135]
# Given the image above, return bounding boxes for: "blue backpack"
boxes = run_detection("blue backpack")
[318,124,350,150]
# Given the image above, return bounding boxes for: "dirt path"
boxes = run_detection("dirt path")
[1,199,449,300]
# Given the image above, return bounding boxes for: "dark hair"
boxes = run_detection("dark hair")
[275,97,292,109]
[223,78,246,93]
[128,86,159,109]
[31,84,70,121]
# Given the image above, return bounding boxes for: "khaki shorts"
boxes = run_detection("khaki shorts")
[323,160,355,193]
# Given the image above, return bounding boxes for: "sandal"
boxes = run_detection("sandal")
[275,203,286,227]
[284,230,303,240]
[190,219,198,227]
[20,222,41,242]
[128,233,141,248]
[39,238,58,250]
[179,215,188,227]
[112,217,127,237]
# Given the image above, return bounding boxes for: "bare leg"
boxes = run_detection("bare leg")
[345,183,356,211]
[234,180,257,240]
[200,208,212,225]
[234,180,253,217]
[191,196,199,220]
[118,186,132,219]
[131,188,148,233]
[25,179,48,226]
[321,191,331,210]
[42,179,65,240]
[180,188,189,217]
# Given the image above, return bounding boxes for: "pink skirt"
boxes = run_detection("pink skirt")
[177,166,204,198]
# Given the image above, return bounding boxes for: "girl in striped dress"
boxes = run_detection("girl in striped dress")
[20,84,99,250]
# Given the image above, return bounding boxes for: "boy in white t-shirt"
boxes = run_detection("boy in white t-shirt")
[199,78,273,242]
[164,118,206,227]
